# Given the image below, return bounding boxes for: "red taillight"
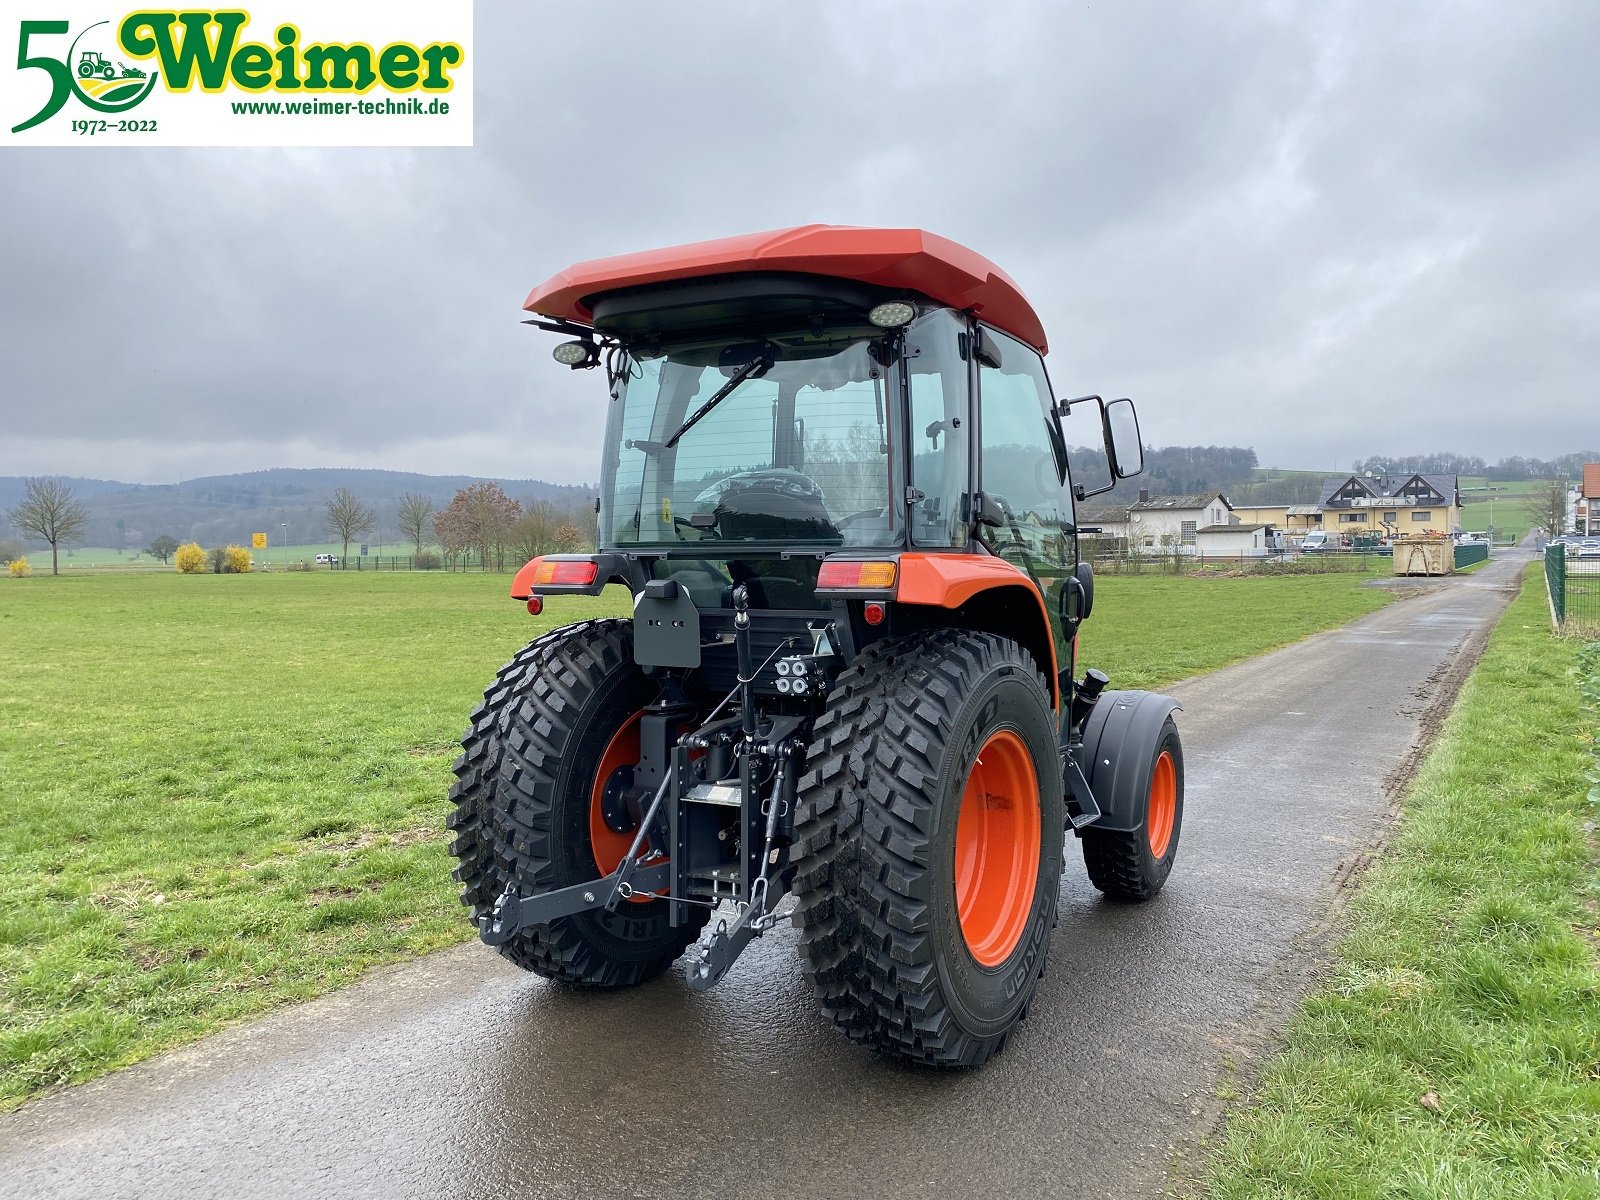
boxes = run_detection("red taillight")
[817,559,897,590]
[531,558,600,587]
[526,596,544,616]
[863,601,887,626]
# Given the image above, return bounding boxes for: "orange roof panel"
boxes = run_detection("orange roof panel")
[523,224,1050,354]
[1583,462,1600,498]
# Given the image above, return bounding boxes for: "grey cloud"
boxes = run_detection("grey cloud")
[1,0,1596,483]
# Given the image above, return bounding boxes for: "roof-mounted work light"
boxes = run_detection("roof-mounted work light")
[867,301,916,329]
[552,339,598,367]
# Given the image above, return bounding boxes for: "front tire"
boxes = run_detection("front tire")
[1080,716,1184,901]
[792,630,1064,1066]
[447,619,707,986]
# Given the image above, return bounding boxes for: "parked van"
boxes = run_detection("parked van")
[1300,530,1340,552]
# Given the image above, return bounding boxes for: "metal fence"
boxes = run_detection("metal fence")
[1545,544,1600,632]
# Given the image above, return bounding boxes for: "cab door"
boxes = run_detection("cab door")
[971,322,1076,688]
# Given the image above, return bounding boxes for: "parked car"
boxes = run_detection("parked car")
[1300,530,1341,552]
[315,553,340,564]
[1577,541,1600,560]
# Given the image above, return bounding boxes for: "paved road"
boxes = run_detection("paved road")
[0,554,1532,1200]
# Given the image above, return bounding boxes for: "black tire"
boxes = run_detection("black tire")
[447,618,707,986]
[792,630,1064,1067]
[1080,716,1183,901]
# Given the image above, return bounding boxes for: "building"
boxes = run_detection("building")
[1578,463,1600,535]
[1076,505,1130,540]
[1195,523,1272,559]
[1230,504,1288,529]
[1127,491,1235,550]
[1285,504,1322,534]
[1317,473,1460,537]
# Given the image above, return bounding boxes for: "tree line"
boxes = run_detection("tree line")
[322,483,591,569]
[1351,450,1600,480]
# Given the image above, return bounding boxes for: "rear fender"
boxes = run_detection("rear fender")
[891,553,1058,708]
[1072,690,1181,833]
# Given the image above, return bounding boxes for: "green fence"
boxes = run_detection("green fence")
[1454,543,1489,569]
[1546,544,1600,632]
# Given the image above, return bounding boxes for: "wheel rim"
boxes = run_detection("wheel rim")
[588,711,656,903]
[1146,750,1177,859]
[954,729,1041,967]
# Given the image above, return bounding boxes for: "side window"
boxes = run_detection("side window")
[976,326,1071,574]
[906,310,970,548]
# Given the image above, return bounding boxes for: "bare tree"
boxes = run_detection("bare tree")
[146,534,180,564]
[7,477,88,575]
[397,492,434,556]
[1526,477,1572,539]
[511,499,561,563]
[435,482,520,571]
[325,487,376,565]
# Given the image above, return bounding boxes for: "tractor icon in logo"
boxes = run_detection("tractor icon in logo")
[68,23,157,108]
[77,51,146,82]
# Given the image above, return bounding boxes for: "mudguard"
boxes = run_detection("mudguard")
[1072,690,1182,833]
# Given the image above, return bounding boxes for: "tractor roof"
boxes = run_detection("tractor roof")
[523,224,1050,354]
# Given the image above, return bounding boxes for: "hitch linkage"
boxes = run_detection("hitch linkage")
[480,588,821,987]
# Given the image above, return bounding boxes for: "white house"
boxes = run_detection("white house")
[1195,523,1272,559]
[1126,491,1236,550]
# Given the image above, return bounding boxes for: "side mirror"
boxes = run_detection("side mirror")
[1101,397,1143,479]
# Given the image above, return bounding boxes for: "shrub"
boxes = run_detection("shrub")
[8,556,31,578]
[414,551,441,570]
[174,542,207,574]
[0,536,26,565]
[287,559,312,572]
[223,545,253,574]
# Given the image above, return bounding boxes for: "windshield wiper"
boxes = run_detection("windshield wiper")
[664,350,774,449]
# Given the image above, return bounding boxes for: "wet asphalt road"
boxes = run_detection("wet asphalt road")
[0,554,1531,1200]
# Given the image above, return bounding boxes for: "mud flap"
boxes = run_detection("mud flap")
[1071,690,1182,833]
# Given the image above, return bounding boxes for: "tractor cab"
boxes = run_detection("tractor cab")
[518,227,1143,706]
[452,227,1184,1069]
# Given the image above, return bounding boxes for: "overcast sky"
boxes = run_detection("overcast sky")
[2,1,1597,485]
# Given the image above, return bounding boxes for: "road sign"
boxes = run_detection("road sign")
[252,532,267,549]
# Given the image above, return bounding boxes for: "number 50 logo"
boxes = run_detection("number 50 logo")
[12,19,159,133]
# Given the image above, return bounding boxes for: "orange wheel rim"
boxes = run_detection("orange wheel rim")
[1146,750,1177,859]
[954,729,1041,967]
[588,712,657,903]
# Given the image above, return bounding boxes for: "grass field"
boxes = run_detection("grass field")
[1206,572,1600,1197]
[0,566,1395,1109]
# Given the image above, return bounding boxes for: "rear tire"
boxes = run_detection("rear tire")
[792,630,1064,1066]
[447,619,707,986]
[1080,716,1184,901]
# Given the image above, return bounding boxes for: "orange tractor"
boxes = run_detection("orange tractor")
[449,226,1184,1065]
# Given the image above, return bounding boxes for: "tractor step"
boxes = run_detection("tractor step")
[1062,746,1103,829]
[684,782,742,807]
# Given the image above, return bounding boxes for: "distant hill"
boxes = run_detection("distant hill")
[0,468,595,550]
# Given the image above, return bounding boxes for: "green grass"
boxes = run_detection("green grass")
[0,571,629,1108]
[0,565,1396,1108]
[1205,571,1600,1199]
[1081,568,1393,689]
